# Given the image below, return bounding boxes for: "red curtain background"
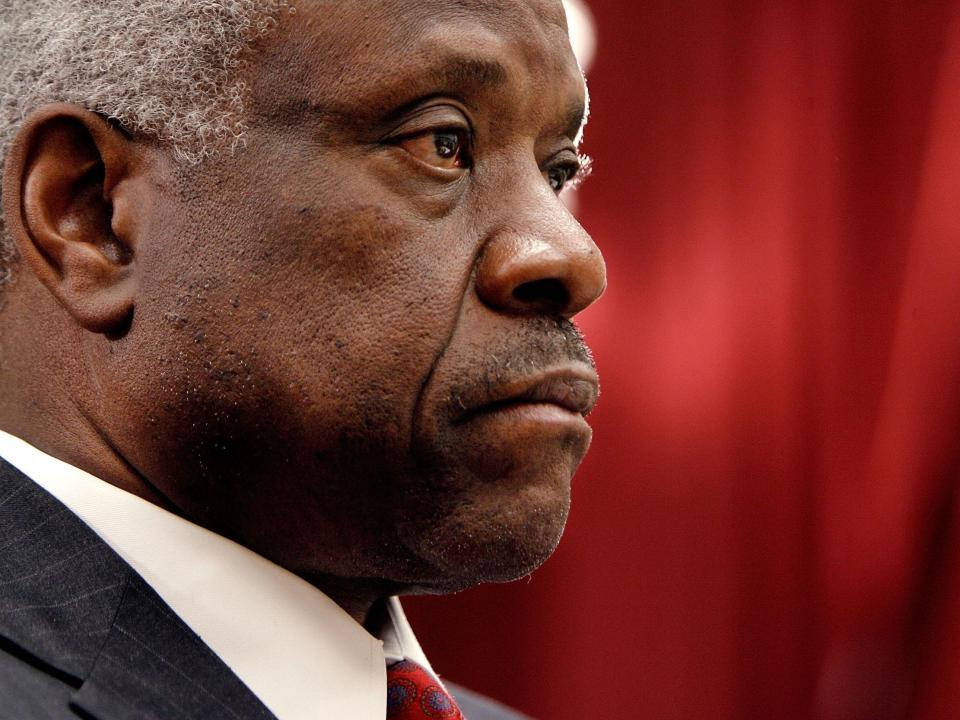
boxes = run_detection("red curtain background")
[406,1,960,718]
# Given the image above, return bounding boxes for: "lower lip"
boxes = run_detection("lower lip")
[467,402,589,427]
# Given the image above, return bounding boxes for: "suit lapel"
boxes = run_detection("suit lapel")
[72,575,275,720]
[0,457,128,685]
[0,457,276,720]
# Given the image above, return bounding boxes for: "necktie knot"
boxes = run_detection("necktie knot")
[387,658,464,719]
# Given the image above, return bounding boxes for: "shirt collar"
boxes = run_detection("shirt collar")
[0,429,437,720]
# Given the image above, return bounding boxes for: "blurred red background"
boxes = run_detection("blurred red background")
[407,1,960,718]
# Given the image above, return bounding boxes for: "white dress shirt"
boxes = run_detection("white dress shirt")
[0,429,439,720]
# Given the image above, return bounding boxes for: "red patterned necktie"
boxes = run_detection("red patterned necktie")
[387,658,464,719]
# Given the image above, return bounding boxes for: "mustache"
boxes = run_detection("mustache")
[446,318,596,415]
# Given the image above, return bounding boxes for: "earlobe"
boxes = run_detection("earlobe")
[2,104,140,334]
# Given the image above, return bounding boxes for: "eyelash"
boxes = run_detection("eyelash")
[547,155,591,194]
[565,153,593,191]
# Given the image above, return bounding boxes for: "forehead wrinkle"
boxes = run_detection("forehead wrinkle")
[252,1,513,112]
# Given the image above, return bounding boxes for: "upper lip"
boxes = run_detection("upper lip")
[456,364,600,421]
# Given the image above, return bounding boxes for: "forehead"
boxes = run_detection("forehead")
[250,0,584,135]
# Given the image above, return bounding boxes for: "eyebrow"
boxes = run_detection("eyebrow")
[563,98,587,142]
[425,57,509,91]
[319,50,587,144]
[422,56,587,141]
[361,54,511,129]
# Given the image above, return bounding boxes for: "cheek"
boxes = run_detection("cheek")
[281,205,470,446]
[171,167,476,461]
[124,145,481,487]
[240,158,474,440]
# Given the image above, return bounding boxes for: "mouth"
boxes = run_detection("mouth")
[455,364,600,424]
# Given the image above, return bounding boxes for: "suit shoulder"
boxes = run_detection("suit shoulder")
[445,681,534,720]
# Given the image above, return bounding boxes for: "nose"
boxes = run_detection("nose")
[475,197,606,318]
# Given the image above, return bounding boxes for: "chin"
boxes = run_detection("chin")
[395,465,574,592]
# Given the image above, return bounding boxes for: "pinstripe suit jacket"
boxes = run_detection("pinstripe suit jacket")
[0,457,529,720]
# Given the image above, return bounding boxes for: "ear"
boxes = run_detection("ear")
[2,103,142,334]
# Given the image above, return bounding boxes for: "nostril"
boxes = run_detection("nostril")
[512,278,570,313]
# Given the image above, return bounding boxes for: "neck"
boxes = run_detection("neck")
[1,411,398,627]
[302,573,406,626]
[0,402,182,516]
[1,305,400,628]
[0,293,177,513]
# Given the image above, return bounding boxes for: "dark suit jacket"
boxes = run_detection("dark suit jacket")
[0,457,528,719]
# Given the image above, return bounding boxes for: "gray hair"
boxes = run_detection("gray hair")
[0,0,292,289]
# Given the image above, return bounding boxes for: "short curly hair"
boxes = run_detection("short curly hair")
[0,0,292,289]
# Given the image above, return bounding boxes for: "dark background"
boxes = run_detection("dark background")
[408,1,960,718]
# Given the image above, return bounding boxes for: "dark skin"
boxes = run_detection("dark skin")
[0,0,605,624]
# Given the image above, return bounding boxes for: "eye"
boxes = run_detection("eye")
[546,164,577,193]
[397,129,470,170]
[546,154,593,194]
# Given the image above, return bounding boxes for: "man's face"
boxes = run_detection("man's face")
[110,0,605,592]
